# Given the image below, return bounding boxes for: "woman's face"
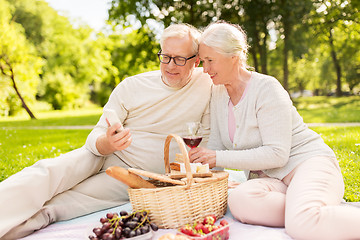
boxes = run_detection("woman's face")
[199,43,237,85]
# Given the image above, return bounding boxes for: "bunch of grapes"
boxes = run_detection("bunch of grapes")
[89,210,158,240]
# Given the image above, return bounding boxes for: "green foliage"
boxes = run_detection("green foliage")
[2,0,162,114]
[40,71,88,110]
[306,0,360,95]
[2,0,359,117]
[0,0,44,116]
[108,0,360,95]
[288,54,321,93]
[339,23,360,92]
[109,27,159,84]
[90,27,160,106]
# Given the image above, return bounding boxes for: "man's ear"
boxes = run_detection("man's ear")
[195,56,200,67]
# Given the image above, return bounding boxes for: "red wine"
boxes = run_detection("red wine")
[183,136,202,148]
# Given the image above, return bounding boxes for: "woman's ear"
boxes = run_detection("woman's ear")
[231,55,240,65]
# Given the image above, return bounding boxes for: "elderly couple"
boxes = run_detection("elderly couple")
[1,22,359,240]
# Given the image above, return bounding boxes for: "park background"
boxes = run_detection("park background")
[0,0,359,201]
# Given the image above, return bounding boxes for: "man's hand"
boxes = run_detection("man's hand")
[96,123,132,155]
[188,147,216,169]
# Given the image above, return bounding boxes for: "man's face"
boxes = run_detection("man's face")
[160,36,199,88]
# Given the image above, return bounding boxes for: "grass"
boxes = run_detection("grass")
[0,129,91,181]
[0,107,103,127]
[0,96,359,201]
[293,96,360,123]
[311,126,360,202]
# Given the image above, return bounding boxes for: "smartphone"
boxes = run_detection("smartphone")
[103,109,124,132]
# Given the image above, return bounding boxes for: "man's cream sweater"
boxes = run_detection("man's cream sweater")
[86,68,212,174]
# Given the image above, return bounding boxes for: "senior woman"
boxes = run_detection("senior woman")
[189,21,360,240]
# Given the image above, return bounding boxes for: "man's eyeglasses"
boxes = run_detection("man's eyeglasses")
[157,51,197,66]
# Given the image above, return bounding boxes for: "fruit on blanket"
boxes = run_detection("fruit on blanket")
[194,222,204,232]
[150,222,159,231]
[178,215,230,240]
[89,210,158,240]
[220,219,228,226]
[180,225,200,237]
[202,214,216,225]
[202,224,212,234]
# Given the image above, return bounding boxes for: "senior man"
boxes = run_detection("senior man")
[0,23,212,239]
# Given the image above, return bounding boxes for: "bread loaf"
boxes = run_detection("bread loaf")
[106,166,156,189]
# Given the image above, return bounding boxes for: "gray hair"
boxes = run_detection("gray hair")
[160,23,201,55]
[200,21,249,67]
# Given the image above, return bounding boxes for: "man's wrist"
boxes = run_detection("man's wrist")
[96,134,115,155]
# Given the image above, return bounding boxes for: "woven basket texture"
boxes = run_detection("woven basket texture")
[128,134,228,229]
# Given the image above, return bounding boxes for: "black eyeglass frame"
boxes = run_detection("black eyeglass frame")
[157,50,197,66]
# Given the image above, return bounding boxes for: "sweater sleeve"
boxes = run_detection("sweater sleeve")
[198,98,211,147]
[207,87,227,151]
[85,79,130,156]
[216,78,292,171]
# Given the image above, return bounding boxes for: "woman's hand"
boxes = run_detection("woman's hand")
[188,147,216,169]
[96,123,132,155]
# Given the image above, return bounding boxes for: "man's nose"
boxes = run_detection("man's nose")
[168,58,177,67]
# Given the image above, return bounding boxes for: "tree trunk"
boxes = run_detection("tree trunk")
[260,29,268,74]
[280,0,291,92]
[250,47,259,72]
[249,27,260,72]
[283,27,289,92]
[329,27,342,96]
[0,56,37,119]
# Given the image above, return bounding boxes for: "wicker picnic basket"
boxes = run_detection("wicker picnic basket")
[128,134,229,229]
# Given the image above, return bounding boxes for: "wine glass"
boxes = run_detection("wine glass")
[182,122,203,149]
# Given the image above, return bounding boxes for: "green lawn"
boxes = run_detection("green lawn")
[0,96,359,201]
[311,126,360,202]
[0,129,91,181]
[294,96,360,123]
[0,107,100,180]
[0,107,102,127]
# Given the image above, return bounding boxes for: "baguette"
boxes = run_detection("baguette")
[106,166,156,189]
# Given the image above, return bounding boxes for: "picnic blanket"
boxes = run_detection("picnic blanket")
[19,202,292,240]
[18,170,359,240]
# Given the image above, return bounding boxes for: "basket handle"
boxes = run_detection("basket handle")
[164,134,193,188]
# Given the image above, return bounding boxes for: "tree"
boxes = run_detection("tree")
[7,0,118,110]
[340,23,360,93]
[107,0,315,91]
[310,0,360,96]
[269,0,314,91]
[109,0,219,28]
[0,0,42,118]
[219,0,275,74]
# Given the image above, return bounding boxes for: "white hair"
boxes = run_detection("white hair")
[200,22,249,67]
[160,23,201,55]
